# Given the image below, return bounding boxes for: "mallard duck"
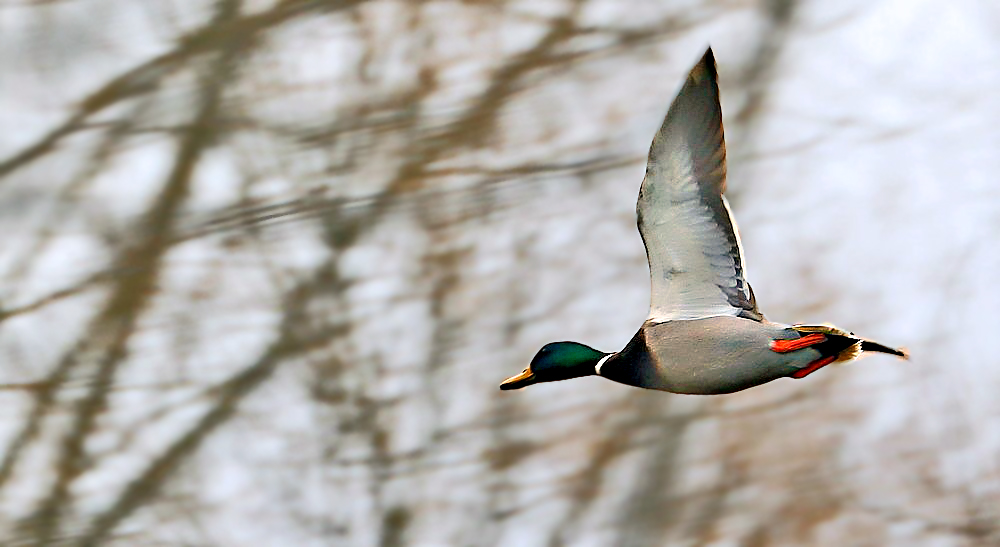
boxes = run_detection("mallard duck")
[501,47,907,395]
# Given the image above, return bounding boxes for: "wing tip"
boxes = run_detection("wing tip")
[691,46,718,85]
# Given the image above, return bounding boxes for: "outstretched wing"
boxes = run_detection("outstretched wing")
[637,48,762,323]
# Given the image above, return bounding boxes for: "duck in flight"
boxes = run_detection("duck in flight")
[501,47,907,395]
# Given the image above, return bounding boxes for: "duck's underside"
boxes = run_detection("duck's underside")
[598,317,908,395]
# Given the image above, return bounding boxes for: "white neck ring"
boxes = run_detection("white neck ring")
[595,354,612,375]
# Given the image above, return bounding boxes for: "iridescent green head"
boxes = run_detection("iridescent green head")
[500,342,608,390]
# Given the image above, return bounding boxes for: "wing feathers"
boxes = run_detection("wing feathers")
[638,48,762,323]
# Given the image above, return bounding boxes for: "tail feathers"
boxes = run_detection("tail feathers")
[792,324,908,363]
[860,340,909,359]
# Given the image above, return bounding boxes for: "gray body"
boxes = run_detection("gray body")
[601,317,818,394]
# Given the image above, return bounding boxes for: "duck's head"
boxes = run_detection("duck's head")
[500,342,609,390]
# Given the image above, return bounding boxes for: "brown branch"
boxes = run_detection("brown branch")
[73,257,347,547]
[15,1,252,542]
[0,0,367,180]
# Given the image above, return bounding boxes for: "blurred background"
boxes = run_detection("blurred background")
[1,0,999,545]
